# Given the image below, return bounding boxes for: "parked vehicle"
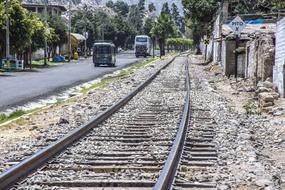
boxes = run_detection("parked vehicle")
[135,35,153,58]
[93,42,116,67]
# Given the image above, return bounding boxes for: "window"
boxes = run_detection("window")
[136,37,147,43]
[94,46,111,55]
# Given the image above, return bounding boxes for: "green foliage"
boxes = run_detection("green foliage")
[106,0,114,8]
[171,3,180,23]
[128,5,144,33]
[112,0,129,17]
[151,14,177,56]
[72,8,97,50]
[148,3,156,13]
[112,15,136,48]
[171,3,185,35]
[47,15,68,48]
[230,0,285,14]
[161,2,171,16]
[143,17,154,36]
[0,0,52,58]
[29,13,53,52]
[182,0,218,49]
[138,0,145,11]
[0,110,26,124]
[183,0,218,23]
[72,8,136,49]
[166,38,193,46]
[243,100,261,115]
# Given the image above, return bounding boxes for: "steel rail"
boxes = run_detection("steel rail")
[0,56,178,190]
[153,56,191,190]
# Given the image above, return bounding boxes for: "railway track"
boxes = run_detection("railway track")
[173,109,218,190]
[0,54,219,190]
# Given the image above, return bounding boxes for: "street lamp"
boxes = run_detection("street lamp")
[6,0,10,66]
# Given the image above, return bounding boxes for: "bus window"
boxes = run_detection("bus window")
[94,46,111,55]
[136,37,148,43]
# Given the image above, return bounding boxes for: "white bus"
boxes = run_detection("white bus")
[135,35,153,57]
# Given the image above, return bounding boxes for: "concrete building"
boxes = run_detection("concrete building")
[22,2,67,16]
[273,18,285,97]
[220,24,276,78]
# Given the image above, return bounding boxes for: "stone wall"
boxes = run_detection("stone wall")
[245,34,275,82]
[273,17,285,97]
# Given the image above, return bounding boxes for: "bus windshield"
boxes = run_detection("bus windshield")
[136,37,147,43]
[94,46,111,55]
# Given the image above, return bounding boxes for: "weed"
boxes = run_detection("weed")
[0,110,27,124]
[243,101,261,115]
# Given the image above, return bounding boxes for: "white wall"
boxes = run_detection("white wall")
[273,18,285,97]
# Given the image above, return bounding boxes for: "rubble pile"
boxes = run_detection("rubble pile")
[256,79,280,113]
[190,55,285,189]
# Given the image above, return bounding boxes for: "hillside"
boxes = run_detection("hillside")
[23,0,184,15]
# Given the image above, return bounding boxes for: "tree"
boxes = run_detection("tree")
[106,0,114,8]
[47,15,68,57]
[0,0,52,61]
[183,0,218,23]
[171,3,185,35]
[113,0,129,17]
[72,8,97,53]
[143,17,154,36]
[128,5,144,33]
[151,14,177,56]
[182,0,218,52]
[171,3,180,25]
[166,38,193,51]
[148,3,156,13]
[138,0,145,12]
[112,15,136,48]
[29,13,54,52]
[0,0,33,57]
[230,0,285,14]
[161,2,171,16]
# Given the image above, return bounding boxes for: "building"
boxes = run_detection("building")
[273,17,285,97]
[22,1,67,16]
[218,23,276,78]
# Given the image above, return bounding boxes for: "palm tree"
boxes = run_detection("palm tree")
[151,14,177,56]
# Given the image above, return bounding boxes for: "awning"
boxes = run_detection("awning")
[71,33,86,42]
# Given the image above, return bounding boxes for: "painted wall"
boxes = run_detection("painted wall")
[273,18,285,97]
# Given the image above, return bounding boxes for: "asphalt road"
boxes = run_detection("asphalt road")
[0,51,146,111]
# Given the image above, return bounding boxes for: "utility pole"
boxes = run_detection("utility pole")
[68,1,71,62]
[44,0,48,66]
[83,5,88,58]
[100,22,105,41]
[5,0,10,69]
[235,34,240,79]
[84,27,88,58]
[152,37,155,58]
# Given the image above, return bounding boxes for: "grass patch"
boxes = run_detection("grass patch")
[0,56,164,125]
[81,57,160,94]
[0,110,27,124]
